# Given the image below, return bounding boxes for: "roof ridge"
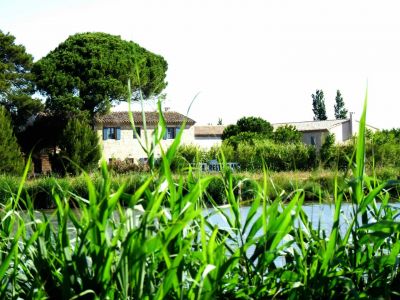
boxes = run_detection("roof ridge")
[273,118,349,125]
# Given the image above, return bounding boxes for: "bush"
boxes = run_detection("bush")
[222,116,273,140]
[171,145,207,171]
[0,106,24,174]
[55,118,101,175]
[233,140,317,172]
[108,158,149,174]
[320,133,335,167]
[203,174,258,205]
[273,124,302,144]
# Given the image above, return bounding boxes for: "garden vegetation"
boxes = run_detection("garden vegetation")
[0,96,400,298]
[2,29,400,299]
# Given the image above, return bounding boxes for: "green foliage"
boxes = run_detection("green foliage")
[171,144,206,171]
[312,89,327,121]
[2,90,400,298]
[0,30,43,134]
[56,118,101,175]
[373,128,400,145]
[233,139,317,171]
[33,32,168,116]
[221,124,239,140]
[273,124,302,143]
[0,106,24,174]
[236,116,273,136]
[319,133,336,166]
[222,116,273,140]
[334,89,348,119]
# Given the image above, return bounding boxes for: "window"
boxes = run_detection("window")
[103,127,121,140]
[164,127,177,140]
[310,136,316,146]
[133,127,141,138]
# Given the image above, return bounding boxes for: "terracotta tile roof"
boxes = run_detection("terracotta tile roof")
[194,125,225,137]
[95,111,196,126]
[273,119,350,132]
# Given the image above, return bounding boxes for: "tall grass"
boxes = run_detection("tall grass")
[0,91,400,298]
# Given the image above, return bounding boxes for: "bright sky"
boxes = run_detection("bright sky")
[1,0,400,128]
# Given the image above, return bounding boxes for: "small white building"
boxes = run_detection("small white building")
[273,115,378,148]
[194,125,225,149]
[95,111,196,162]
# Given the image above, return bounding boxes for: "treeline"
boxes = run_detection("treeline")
[0,30,168,176]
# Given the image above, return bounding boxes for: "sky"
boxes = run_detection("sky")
[1,0,400,129]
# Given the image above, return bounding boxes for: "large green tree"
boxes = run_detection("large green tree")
[312,89,327,121]
[0,30,43,133]
[0,106,24,174]
[33,32,168,117]
[222,116,273,140]
[334,90,348,119]
[273,125,302,144]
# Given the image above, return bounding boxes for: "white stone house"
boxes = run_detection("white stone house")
[95,111,196,162]
[194,125,225,149]
[273,115,378,148]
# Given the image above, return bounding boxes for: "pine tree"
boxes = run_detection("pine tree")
[334,90,348,119]
[58,118,101,175]
[0,106,24,174]
[312,90,327,121]
[0,30,43,134]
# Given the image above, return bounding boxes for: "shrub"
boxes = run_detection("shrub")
[234,139,317,171]
[108,158,149,174]
[0,106,24,174]
[320,133,335,167]
[273,124,302,144]
[171,144,207,171]
[222,116,273,140]
[55,118,101,175]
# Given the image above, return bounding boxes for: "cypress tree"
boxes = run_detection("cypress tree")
[334,90,348,119]
[312,90,328,121]
[0,106,24,174]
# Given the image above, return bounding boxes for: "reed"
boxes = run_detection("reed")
[0,90,399,299]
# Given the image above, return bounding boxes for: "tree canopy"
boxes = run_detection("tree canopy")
[33,32,168,116]
[222,116,273,140]
[0,30,43,133]
[334,90,348,119]
[312,90,327,121]
[273,125,302,144]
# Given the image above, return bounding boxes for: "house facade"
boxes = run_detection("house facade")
[194,125,225,149]
[273,115,378,148]
[95,111,196,162]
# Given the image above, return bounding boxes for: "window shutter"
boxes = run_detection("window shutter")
[116,127,121,140]
[103,128,108,140]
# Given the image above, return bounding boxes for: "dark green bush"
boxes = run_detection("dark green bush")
[0,106,24,174]
[55,118,101,175]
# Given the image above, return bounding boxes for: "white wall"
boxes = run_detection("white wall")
[301,131,326,148]
[96,125,195,162]
[194,137,222,149]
